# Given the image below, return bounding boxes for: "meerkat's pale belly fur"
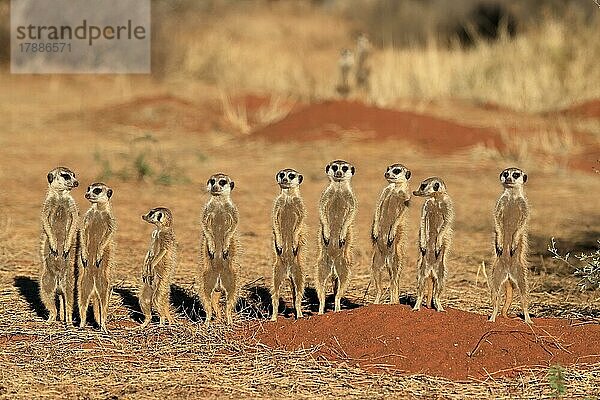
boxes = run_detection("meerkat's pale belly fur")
[374,190,409,254]
[498,197,529,262]
[323,189,353,261]
[83,210,114,268]
[422,200,448,268]
[278,197,304,262]
[41,200,73,273]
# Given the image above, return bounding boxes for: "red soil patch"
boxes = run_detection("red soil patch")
[244,305,600,381]
[252,100,503,154]
[555,99,600,119]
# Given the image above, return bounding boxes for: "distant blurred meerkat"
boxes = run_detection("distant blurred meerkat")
[78,182,116,332]
[271,168,306,321]
[139,207,177,328]
[200,173,239,326]
[316,160,357,314]
[412,177,454,312]
[354,33,371,90]
[489,167,532,324]
[39,167,79,324]
[336,49,354,97]
[371,164,411,304]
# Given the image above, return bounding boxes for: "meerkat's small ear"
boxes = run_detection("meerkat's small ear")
[405,170,411,180]
[275,172,280,182]
[325,164,330,174]
[523,174,527,183]
[47,173,54,183]
[107,188,113,198]
[351,166,355,175]
[298,174,303,184]
[230,181,235,190]
[433,182,440,191]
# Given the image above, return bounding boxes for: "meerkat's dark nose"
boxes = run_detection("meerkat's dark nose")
[384,172,390,178]
[282,178,288,183]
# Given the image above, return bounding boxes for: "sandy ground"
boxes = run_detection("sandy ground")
[0,74,599,398]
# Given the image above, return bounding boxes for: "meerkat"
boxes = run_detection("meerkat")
[271,169,307,321]
[412,177,454,312]
[316,160,357,314]
[78,183,116,332]
[200,173,239,326]
[139,207,177,328]
[371,164,411,304]
[355,33,371,90]
[39,167,79,324]
[489,167,532,324]
[336,49,354,97]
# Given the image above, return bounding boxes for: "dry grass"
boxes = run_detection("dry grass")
[154,3,600,112]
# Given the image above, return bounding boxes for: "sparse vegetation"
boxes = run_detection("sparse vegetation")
[94,135,190,186]
[548,364,566,397]
[549,238,600,291]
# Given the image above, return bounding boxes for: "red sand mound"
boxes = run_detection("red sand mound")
[252,100,503,153]
[556,99,600,119]
[245,305,600,381]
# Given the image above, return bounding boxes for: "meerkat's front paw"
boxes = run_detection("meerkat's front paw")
[338,237,345,248]
[495,243,503,256]
[81,254,88,268]
[95,258,102,268]
[292,245,299,256]
[419,246,427,256]
[387,235,394,247]
[322,232,330,246]
[510,245,517,257]
[222,250,229,260]
[371,230,378,244]
[274,240,283,256]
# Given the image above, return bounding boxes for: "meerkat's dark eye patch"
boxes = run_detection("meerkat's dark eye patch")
[433,182,440,191]
[219,179,227,186]
[288,173,296,179]
[420,183,427,190]
[342,165,348,172]
[209,178,216,185]
[503,171,509,178]
[393,168,401,175]
[279,172,285,179]
[512,172,521,179]
[157,212,163,221]
[93,188,102,195]
[61,173,71,180]
[332,165,338,172]
[148,210,155,218]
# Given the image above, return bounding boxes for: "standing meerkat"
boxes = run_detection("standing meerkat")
[200,173,239,326]
[139,207,177,328]
[412,177,454,312]
[39,167,79,324]
[78,182,116,332]
[354,33,371,90]
[489,167,532,324]
[371,164,411,304]
[271,168,306,321]
[336,49,354,97]
[316,160,357,314]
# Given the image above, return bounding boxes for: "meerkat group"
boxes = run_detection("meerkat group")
[37,163,533,331]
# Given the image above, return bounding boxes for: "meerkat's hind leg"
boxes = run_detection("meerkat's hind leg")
[40,270,58,322]
[389,257,401,305]
[271,260,286,321]
[334,263,350,313]
[139,284,153,328]
[488,263,507,322]
[64,276,74,325]
[211,290,222,322]
[316,259,330,315]
[425,276,434,309]
[97,280,111,333]
[513,268,533,324]
[200,269,219,326]
[371,250,385,304]
[220,269,237,325]
[290,265,304,319]
[501,280,514,318]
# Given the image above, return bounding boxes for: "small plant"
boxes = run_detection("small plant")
[548,365,566,397]
[548,237,600,291]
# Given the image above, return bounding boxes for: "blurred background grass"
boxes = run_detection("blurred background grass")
[2,0,598,111]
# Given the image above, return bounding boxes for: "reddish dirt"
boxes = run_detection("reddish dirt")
[252,100,504,153]
[555,99,600,119]
[243,305,600,381]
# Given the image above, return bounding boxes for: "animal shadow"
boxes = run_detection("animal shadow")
[113,286,144,324]
[304,286,362,314]
[170,284,205,322]
[14,276,46,319]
